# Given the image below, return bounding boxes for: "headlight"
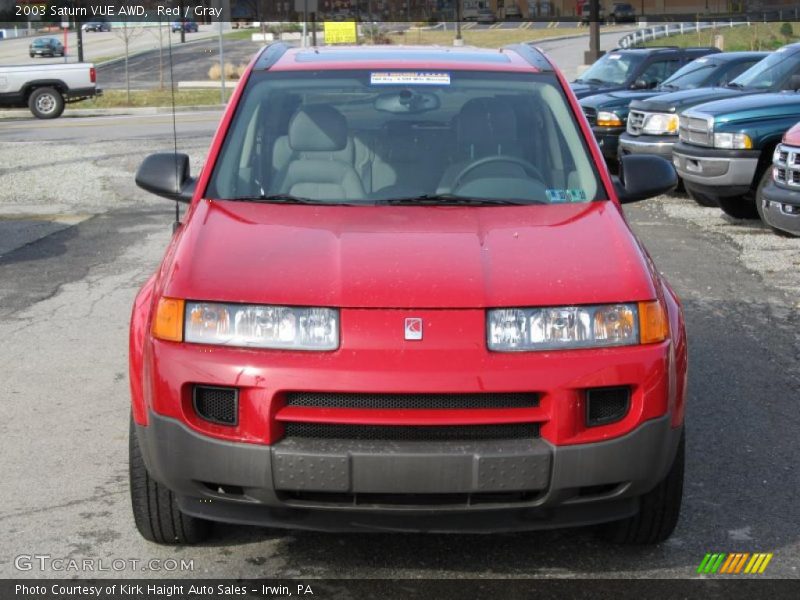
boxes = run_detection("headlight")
[152,299,339,350]
[487,301,668,352]
[642,113,679,135]
[596,111,624,127]
[713,132,752,149]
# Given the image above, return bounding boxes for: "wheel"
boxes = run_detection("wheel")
[28,87,65,119]
[129,416,211,544]
[685,185,718,207]
[599,430,684,545]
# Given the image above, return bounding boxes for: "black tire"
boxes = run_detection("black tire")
[599,430,684,545]
[718,194,759,219]
[129,416,211,544]
[28,87,65,119]
[685,185,718,207]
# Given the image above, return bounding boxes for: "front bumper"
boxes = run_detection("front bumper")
[135,411,682,533]
[762,181,800,236]
[619,132,676,160]
[592,126,624,161]
[672,142,760,197]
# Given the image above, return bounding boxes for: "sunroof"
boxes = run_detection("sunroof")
[294,49,511,64]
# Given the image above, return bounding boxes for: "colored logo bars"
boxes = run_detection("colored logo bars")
[697,553,774,575]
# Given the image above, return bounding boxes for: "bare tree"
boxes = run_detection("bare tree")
[144,22,167,90]
[113,22,144,104]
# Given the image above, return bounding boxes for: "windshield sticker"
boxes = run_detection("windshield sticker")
[696,57,709,63]
[370,72,451,86]
[547,189,587,204]
[608,54,622,60]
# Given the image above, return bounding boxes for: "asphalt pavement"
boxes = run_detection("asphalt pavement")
[1,34,799,581]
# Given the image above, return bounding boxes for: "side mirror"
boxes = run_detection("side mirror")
[614,154,677,204]
[135,152,196,203]
[631,78,649,90]
[790,74,800,91]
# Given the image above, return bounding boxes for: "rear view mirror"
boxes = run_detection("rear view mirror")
[375,90,440,114]
[135,153,196,203]
[614,155,677,203]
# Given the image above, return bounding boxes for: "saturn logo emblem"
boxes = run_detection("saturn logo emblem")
[404,318,423,341]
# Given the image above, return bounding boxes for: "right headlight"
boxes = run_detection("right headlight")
[642,113,679,136]
[487,301,667,352]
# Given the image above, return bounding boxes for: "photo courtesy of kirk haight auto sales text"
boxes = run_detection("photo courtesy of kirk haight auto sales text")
[15,583,315,597]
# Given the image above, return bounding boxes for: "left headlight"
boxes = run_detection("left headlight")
[156,301,339,350]
[487,301,667,352]
[642,113,679,135]
[713,132,752,149]
[596,111,624,127]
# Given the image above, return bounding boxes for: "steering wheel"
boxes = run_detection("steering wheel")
[451,156,545,191]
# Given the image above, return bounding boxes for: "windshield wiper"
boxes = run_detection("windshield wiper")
[726,81,745,89]
[376,194,541,206]
[659,83,679,91]
[227,194,355,205]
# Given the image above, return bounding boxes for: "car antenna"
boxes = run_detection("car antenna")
[167,20,180,232]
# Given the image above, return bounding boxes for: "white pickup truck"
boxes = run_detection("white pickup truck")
[0,62,101,119]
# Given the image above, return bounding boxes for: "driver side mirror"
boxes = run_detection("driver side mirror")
[135,152,196,203]
[614,155,677,204]
[631,78,651,90]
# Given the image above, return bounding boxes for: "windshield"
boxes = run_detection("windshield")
[206,69,604,206]
[576,53,643,86]
[660,59,717,90]
[730,49,797,89]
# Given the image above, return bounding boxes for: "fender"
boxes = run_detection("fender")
[129,274,156,426]
[661,278,687,428]
[22,78,70,95]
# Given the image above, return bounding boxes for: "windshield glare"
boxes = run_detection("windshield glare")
[731,50,795,89]
[577,53,642,85]
[207,70,604,206]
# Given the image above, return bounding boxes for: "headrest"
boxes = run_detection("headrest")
[288,105,348,152]
[457,98,518,144]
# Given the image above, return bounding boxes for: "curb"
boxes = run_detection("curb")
[0,105,224,119]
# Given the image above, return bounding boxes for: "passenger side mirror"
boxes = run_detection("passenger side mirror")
[631,78,650,90]
[614,155,677,204]
[135,152,196,203]
[790,74,800,91]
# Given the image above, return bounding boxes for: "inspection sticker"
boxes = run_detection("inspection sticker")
[546,189,587,203]
[370,72,451,86]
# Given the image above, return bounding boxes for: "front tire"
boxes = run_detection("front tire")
[129,416,211,544]
[718,195,759,219]
[28,87,65,119]
[600,430,684,545]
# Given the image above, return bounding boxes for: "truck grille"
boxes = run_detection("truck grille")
[583,106,597,126]
[627,110,646,135]
[285,391,538,410]
[284,422,539,442]
[679,113,713,147]
[774,144,800,188]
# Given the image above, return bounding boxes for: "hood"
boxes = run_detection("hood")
[580,90,663,114]
[783,121,800,146]
[629,86,746,113]
[689,91,800,123]
[570,82,624,100]
[163,200,657,309]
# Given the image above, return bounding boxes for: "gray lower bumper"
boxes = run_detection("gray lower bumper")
[762,182,800,236]
[618,133,675,160]
[673,151,758,190]
[135,412,681,532]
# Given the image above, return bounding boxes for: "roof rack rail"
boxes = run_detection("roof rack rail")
[503,44,553,71]
[254,42,291,71]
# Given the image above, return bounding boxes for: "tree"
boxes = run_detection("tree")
[780,22,794,42]
[113,22,143,104]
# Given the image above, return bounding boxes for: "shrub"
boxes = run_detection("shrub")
[780,22,793,40]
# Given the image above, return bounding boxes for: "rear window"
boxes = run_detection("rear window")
[206,69,605,206]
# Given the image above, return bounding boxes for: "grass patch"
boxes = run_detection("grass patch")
[643,22,799,51]
[224,27,259,41]
[391,26,597,48]
[72,88,234,109]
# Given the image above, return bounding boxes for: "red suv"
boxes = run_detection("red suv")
[130,43,686,545]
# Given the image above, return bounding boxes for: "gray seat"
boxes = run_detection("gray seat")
[437,98,525,194]
[272,105,366,201]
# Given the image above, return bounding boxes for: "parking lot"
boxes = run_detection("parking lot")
[1,32,800,581]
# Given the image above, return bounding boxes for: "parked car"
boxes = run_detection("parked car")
[130,43,685,546]
[579,0,606,21]
[621,44,800,206]
[82,21,110,32]
[0,62,100,118]
[171,20,199,33]
[477,8,496,23]
[608,2,637,23]
[571,46,720,100]
[584,52,767,163]
[29,38,64,58]
[761,122,800,236]
[673,91,800,219]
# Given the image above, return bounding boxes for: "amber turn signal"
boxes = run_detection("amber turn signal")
[152,297,185,342]
[638,300,669,344]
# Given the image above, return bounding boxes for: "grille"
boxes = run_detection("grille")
[586,387,630,427]
[283,422,539,441]
[193,385,238,426]
[285,391,538,410]
[679,113,713,147]
[627,110,646,135]
[278,490,541,507]
[583,106,597,126]
[774,144,800,188]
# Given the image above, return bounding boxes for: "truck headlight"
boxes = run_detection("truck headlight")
[487,301,667,351]
[713,132,752,149]
[642,113,679,135]
[596,111,624,127]
[153,299,339,350]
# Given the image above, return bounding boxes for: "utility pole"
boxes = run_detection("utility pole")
[455,0,463,46]
[76,0,84,62]
[584,0,603,64]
